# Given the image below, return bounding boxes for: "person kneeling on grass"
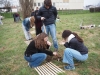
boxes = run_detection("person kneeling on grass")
[61,30,88,70]
[24,32,57,68]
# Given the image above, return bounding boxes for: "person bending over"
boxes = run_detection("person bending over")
[22,16,35,40]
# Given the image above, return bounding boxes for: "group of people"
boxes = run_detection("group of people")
[0,13,21,25]
[23,0,88,70]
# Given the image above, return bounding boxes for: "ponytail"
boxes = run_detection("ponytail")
[72,32,83,43]
[62,30,83,43]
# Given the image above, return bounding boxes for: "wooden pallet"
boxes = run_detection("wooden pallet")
[34,62,65,75]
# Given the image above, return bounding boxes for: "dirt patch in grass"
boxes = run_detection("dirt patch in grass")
[65,71,79,75]
[0,47,6,51]
[88,66,100,73]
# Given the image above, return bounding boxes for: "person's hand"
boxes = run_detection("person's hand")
[41,17,45,21]
[59,39,66,45]
[59,41,65,45]
[53,52,58,56]
[47,41,51,46]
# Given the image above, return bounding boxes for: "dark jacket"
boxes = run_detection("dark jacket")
[31,12,35,16]
[64,38,88,55]
[24,40,53,57]
[34,10,43,28]
[38,5,57,25]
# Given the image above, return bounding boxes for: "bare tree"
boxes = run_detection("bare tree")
[0,0,11,12]
[4,0,11,7]
[19,0,34,19]
[0,0,11,7]
[0,0,4,5]
[0,0,6,7]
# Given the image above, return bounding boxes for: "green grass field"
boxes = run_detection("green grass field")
[0,12,100,75]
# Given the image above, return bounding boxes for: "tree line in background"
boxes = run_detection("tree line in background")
[0,0,11,12]
[1,0,100,19]
[0,0,11,7]
[0,0,34,19]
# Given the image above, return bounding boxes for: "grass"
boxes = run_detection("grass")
[0,12,13,18]
[0,12,100,75]
[58,10,90,15]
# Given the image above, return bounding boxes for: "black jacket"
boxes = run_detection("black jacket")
[38,5,57,25]
[34,10,43,28]
[31,12,35,16]
[64,38,88,55]
[24,40,53,57]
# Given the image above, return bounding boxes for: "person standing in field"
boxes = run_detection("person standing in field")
[0,15,3,25]
[13,13,16,22]
[34,7,42,35]
[37,0,58,51]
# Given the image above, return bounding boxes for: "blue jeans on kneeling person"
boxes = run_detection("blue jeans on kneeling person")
[24,53,47,68]
[62,48,88,70]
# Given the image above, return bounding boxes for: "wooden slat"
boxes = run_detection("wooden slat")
[34,62,64,75]
[46,62,61,73]
[41,65,50,75]
[44,64,57,75]
[45,63,58,73]
[41,64,54,75]
[34,68,42,75]
[50,62,65,73]
[37,66,48,75]
[36,67,45,75]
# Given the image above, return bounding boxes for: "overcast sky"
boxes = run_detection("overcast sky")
[84,0,100,6]
[9,0,19,6]
[7,0,100,6]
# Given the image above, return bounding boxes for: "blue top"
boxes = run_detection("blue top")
[22,17,30,31]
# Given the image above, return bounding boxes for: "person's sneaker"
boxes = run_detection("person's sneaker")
[28,63,34,68]
[28,63,32,68]
[64,65,75,70]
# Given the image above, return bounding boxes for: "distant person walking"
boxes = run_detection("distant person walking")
[22,16,35,41]
[15,13,20,22]
[38,0,58,51]
[13,13,16,22]
[0,15,3,25]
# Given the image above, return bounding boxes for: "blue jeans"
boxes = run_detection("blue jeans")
[42,24,58,50]
[24,53,47,67]
[22,24,32,40]
[63,48,88,67]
